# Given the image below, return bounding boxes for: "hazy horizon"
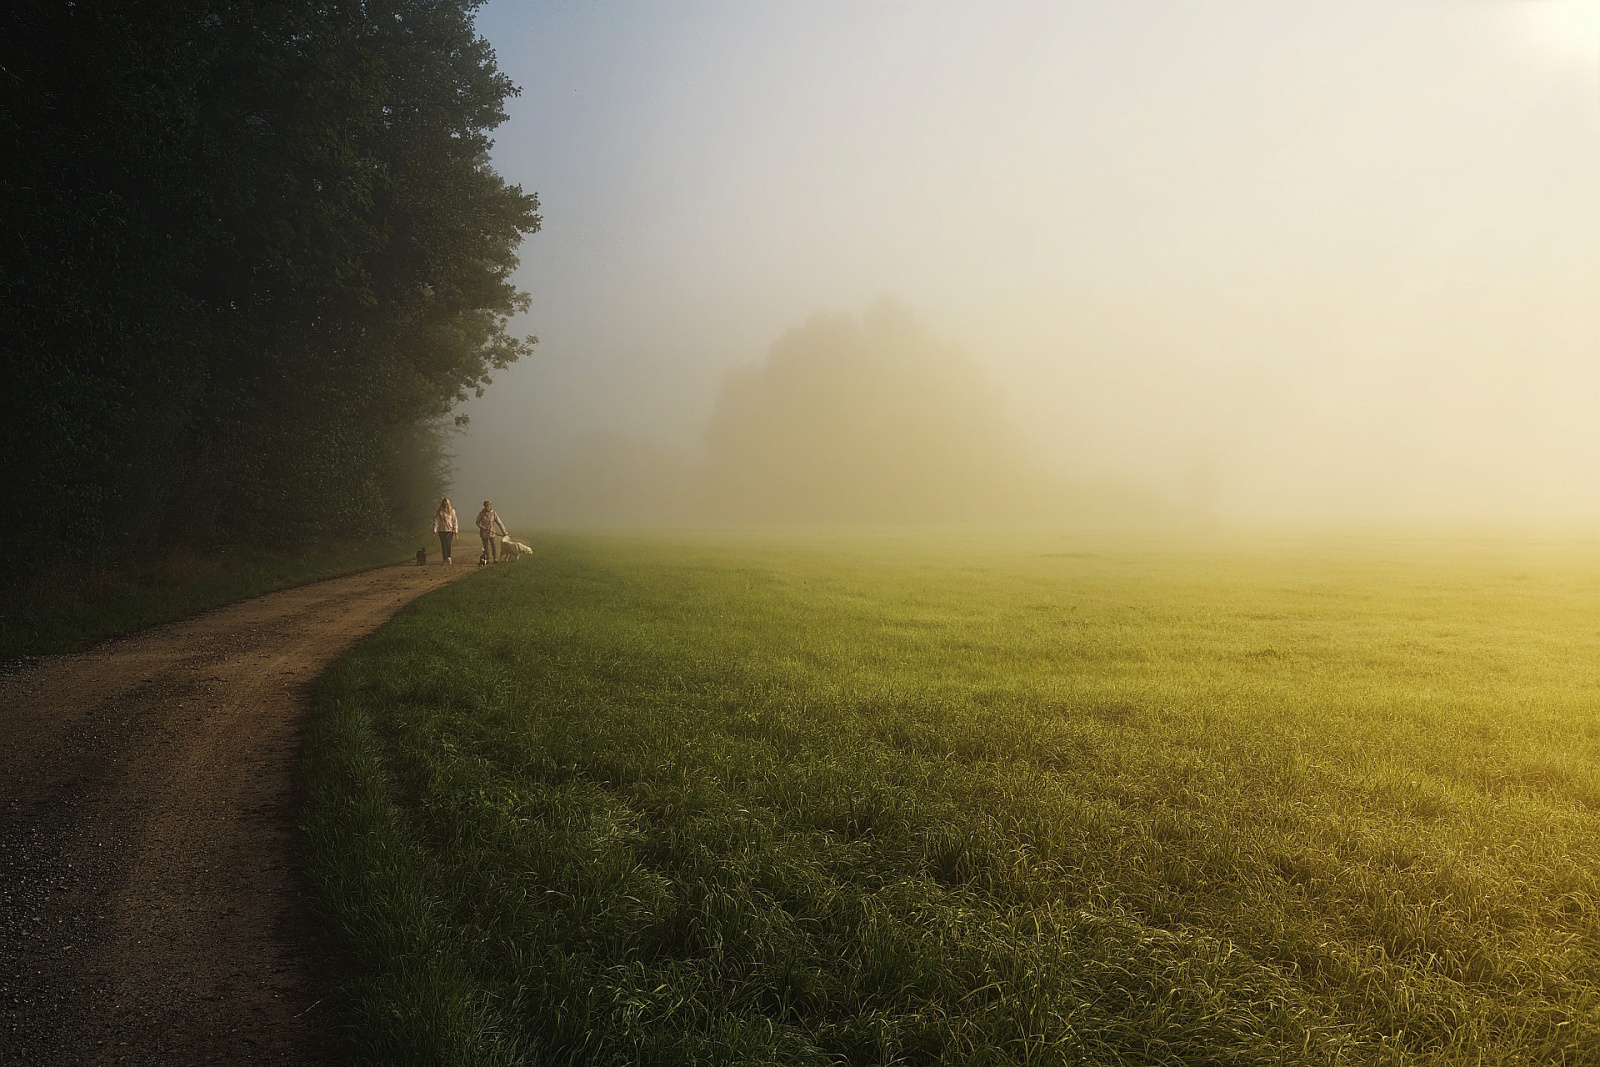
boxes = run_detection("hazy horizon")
[445,0,1599,529]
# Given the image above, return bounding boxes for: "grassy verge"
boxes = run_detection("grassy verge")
[0,535,417,660]
[303,530,1600,1065]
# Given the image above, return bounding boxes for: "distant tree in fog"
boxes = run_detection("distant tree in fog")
[699,300,1058,522]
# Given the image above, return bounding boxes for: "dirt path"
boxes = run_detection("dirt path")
[0,560,472,1065]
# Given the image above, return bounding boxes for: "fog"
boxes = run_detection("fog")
[450,0,1599,529]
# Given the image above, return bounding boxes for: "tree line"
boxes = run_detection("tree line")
[0,0,538,584]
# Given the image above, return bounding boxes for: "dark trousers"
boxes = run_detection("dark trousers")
[439,531,454,560]
[480,530,497,561]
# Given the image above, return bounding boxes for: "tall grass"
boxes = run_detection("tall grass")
[302,531,1600,1065]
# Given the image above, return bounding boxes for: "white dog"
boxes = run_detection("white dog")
[499,536,533,562]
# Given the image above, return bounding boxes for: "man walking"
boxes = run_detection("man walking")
[476,500,508,563]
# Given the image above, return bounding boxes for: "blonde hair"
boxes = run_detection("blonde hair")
[438,497,454,514]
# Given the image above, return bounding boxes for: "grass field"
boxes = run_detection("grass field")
[302,530,1600,1066]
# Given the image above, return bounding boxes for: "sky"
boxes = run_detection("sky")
[452,0,1600,525]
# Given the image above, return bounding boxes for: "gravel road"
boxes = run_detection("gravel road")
[0,560,471,1065]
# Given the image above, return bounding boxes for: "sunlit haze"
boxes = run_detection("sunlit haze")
[1530,0,1600,58]
[453,0,1600,526]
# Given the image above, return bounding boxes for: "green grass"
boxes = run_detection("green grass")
[302,530,1600,1065]
[0,535,417,660]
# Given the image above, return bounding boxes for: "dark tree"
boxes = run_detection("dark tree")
[0,0,538,576]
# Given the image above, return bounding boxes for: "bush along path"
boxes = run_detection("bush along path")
[0,559,471,1066]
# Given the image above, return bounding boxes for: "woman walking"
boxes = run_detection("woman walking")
[433,498,458,564]
[476,500,508,564]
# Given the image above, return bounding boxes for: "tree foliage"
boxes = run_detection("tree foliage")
[0,0,538,577]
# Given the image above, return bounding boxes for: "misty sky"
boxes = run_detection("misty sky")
[453,0,1600,524]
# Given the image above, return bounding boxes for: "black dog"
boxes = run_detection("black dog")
[415,548,427,566]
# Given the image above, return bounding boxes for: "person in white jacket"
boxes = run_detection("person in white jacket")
[433,498,458,564]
